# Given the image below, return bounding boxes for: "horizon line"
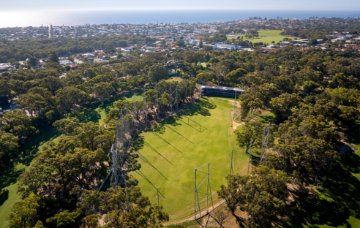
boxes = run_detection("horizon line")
[2,9,360,12]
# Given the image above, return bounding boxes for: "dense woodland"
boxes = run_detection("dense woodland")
[0,25,360,227]
[218,48,360,227]
[0,34,154,62]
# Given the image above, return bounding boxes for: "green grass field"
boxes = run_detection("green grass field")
[125,94,144,102]
[132,97,249,221]
[227,29,297,44]
[165,77,184,83]
[0,183,18,227]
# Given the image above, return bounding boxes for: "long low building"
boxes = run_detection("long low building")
[0,63,13,72]
[200,85,245,98]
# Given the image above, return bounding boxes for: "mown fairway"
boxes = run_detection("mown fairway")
[228,29,297,44]
[132,97,249,221]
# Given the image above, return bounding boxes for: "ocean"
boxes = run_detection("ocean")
[1,10,360,27]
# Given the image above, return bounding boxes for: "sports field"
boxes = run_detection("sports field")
[132,97,249,221]
[228,29,297,44]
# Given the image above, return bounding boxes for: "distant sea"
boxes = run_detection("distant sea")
[1,10,360,27]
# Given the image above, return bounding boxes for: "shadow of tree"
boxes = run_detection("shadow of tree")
[167,126,194,144]
[285,148,360,227]
[144,142,174,165]
[0,167,23,190]
[177,99,216,117]
[18,126,59,166]
[0,188,9,206]
[286,185,351,227]
[339,143,360,174]
[128,98,216,191]
[77,108,101,122]
[149,99,215,135]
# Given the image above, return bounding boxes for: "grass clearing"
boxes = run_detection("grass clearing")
[227,29,297,44]
[96,107,107,126]
[125,94,144,102]
[132,97,249,221]
[165,77,184,83]
[0,183,18,228]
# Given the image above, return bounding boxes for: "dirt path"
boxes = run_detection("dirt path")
[228,100,243,131]
[231,111,243,130]
[163,200,226,226]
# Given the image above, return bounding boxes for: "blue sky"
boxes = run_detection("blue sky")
[1,0,360,11]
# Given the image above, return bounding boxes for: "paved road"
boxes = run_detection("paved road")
[164,199,226,226]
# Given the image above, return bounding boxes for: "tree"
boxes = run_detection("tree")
[78,187,168,227]
[0,131,18,169]
[40,76,63,95]
[53,117,80,135]
[18,92,49,117]
[276,136,338,183]
[0,110,35,140]
[302,80,320,94]
[28,56,38,68]
[19,137,108,207]
[9,193,40,228]
[279,107,342,147]
[49,52,59,63]
[75,122,113,152]
[55,86,89,114]
[270,93,301,123]
[235,120,263,154]
[33,221,45,228]
[46,210,81,228]
[225,68,247,84]
[148,65,169,82]
[143,89,159,107]
[159,92,170,113]
[196,71,217,84]
[199,38,203,48]
[82,214,99,228]
[0,79,12,107]
[177,37,185,47]
[93,82,115,100]
[218,166,289,227]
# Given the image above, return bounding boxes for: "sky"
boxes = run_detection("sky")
[1,0,360,11]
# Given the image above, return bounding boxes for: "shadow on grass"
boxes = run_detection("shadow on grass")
[149,99,215,136]
[131,98,216,189]
[145,142,174,166]
[0,167,22,191]
[138,152,168,180]
[18,126,59,166]
[339,143,360,174]
[285,184,352,227]
[177,98,215,117]
[132,135,145,151]
[167,126,194,144]
[154,133,183,154]
[77,108,101,123]
[136,170,166,198]
[285,148,360,227]
[0,189,9,206]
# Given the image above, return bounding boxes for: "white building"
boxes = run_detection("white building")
[0,63,13,72]
[48,25,54,39]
